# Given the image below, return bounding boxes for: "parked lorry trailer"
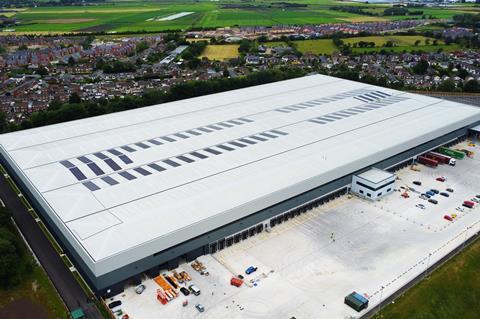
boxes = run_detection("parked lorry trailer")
[417,155,438,167]
[426,152,456,166]
[438,147,465,160]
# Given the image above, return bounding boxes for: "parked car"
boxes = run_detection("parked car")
[431,189,439,194]
[195,304,205,313]
[446,188,454,193]
[245,266,258,275]
[416,203,426,209]
[189,284,201,296]
[436,177,446,182]
[440,192,450,197]
[426,191,435,197]
[413,181,422,186]
[134,284,146,294]
[180,287,190,296]
[108,300,122,309]
[444,215,453,221]
[476,194,480,199]
[428,199,438,205]
[472,198,480,204]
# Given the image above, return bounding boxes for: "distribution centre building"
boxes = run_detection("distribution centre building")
[1,74,480,296]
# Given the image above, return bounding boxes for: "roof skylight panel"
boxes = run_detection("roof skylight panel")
[163,159,181,167]
[121,145,136,152]
[69,167,87,181]
[148,139,163,145]
[197,127,213,133]
[204,148,221,155]
[118,155,133,165]
[160,136,176,142]
[104,158,121,171]
[77,156,92,164]
[177,155,194,163]
[216,144,235,151]
[83,181,100,191]
[148,163,166,172]
[102,176,119,186]
[229,141,247,148]
[133,167,152,176]
[87,162,105,176]
[60,160,75,168]
[135,142,150,149]
[174,133,190,139]
[119,171,137,180]
[186,129,202,136]
[249,135,267,142]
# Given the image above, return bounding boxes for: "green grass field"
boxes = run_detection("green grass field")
[200,44,239,60]
[3,0,477,34]
[380,237,480,319]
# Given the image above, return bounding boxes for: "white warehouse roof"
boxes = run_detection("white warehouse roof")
[1,74,480,277]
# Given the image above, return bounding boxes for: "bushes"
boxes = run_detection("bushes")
[0,207,26,288]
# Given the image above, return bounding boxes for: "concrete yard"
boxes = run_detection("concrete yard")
[110,140,480,319]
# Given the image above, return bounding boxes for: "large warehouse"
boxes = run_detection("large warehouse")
[1,74,480,296]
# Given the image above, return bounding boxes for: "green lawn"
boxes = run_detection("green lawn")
[294,39,338,55]
[380,237,480,319]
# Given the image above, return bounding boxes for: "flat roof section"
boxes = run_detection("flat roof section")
[1,74,480,278]
[357,168,394,185]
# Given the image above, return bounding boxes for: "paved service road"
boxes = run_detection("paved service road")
[0,175,103,319]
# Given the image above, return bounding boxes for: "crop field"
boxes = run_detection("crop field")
[200,44,239,61]
[344,35,439,47]
[3,0,476,34]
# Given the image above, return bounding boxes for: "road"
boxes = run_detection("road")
[0,174,103,319]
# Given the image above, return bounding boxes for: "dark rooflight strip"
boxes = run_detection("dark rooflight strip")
[187,129,202,136]
[177,155,194,163]
[93,152,109,160]
[135,142,150,149]
[108,149,122,156]
[276,109,290,113]
[238,118,253,123]
[161,136,176,142]
[133,167,152,176]
[163,159,181,167]
[317,117,334,122]
[364,93,380,100]
[249,135,267,142]
[271,130,288,136]
[354,96,370,103]
[104,158,121,171]
[70,167,87,181]
[207,124,223,130]
[216,144,235,151]
[102,176,119,186]
[148,163,166,172]
[174,133,189,139]
[204,148,221,155]
[228,120,244,125]
[190,151,208,159]
[148,139,163,145]
[121,145,136,153]
[119,155,133,165]
[77,156,92,164]
[229,141,247,148]
[260,132,278,139]
[87,162,105,176]
[198,127,213,133]
[217,122,233,128]
[310,119,326,124]
[239,138,256,145]
[119,171,137,180]
[83,181,100,191]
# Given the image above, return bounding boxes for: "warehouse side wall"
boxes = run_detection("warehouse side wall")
[1,121,478,297]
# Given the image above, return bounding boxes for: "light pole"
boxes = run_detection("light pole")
[424,253,432,279]
[378,285,385,318]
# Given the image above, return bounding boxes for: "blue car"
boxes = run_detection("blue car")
[245,266,258,275]
[426,191,435,197]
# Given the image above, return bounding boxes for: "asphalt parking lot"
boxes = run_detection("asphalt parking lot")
[111,140,480,319]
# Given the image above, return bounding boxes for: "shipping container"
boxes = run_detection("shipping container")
[344,292,369,312]
[438,147,465,160]
[417,156,438,167]
[426,152,455,165]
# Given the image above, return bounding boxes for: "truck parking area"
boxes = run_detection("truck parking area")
[109,140,480,319]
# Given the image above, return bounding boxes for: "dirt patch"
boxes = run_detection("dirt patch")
[337,17,387,23]
[34,18,96,24]
[0,298,48,319]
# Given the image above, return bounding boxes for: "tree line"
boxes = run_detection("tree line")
[0,68,306,133]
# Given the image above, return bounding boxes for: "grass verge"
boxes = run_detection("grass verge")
[379,237,480,319]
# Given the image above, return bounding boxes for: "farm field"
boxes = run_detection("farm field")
[2,0,477,34]
[200,44,240,61]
